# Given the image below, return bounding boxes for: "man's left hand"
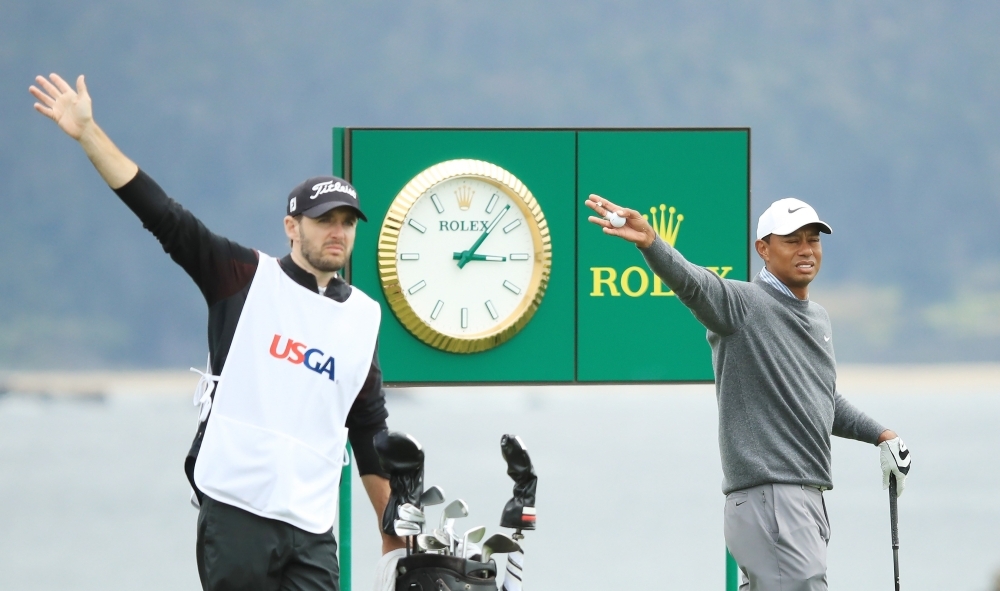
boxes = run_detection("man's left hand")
[878,434,911,497]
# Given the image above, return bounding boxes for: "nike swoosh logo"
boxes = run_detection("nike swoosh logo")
[899,448,909,460]
[824,335,830,342]
[735,500,747,506]
[788,206,806,213]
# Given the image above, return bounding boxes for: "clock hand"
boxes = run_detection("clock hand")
[457,204,510,269]
[451,253,507,262]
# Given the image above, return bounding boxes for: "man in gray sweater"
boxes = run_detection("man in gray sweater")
[586,195,911,590]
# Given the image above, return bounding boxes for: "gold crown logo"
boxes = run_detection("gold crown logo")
[644,204,684,247]
[455,186,475,210]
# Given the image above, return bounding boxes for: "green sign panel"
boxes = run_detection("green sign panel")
[337,128,749,385]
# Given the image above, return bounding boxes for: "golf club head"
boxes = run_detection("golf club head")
[415,534,447,552]
[393,519,421,537]
[374,430,425,536]
[443,499,469,520]
[442,499,469,554]
[500,434,537,531]
[438,499,467,531]
[432,528,451,553]
[398,503,426,524]
[481,533,521,563]
[459,525,487,558]
[419,485,445,508]
[466,525,486,545]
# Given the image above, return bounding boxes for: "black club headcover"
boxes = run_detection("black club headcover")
[373,430,425,536]
[499,434,537,531]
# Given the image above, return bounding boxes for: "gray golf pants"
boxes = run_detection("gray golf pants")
[724,483,831,591]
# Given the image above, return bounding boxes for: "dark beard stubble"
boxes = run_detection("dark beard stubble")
[299,226,347,273]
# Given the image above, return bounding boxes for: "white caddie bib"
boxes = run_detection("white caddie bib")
[194,254,381,533]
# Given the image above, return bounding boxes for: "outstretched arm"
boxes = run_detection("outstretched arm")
[585,194,750,336]
[30,73,137,188]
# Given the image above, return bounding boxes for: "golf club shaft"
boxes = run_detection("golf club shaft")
[889,473,899,591]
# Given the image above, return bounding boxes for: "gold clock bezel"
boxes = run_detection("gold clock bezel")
[377,159,552,354]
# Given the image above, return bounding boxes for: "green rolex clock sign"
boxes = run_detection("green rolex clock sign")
[337,128,749,385]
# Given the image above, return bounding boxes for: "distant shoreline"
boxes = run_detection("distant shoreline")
[1,364,997,398]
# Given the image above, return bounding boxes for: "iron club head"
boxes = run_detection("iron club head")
[398,503,425,525]
[393,519,421,537]
[441,499,469,554]
[432,528,452,554]
[419,485,445,508]
[442,499,469,522]
[459,525,487,558]
[416,534,448,552]
[481,533,521,563]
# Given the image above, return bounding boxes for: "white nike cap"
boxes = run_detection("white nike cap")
[756,198,833,240]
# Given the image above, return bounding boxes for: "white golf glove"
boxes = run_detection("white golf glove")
[879,437,911,497]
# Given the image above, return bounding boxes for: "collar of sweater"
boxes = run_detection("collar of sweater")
[755,268,810,304]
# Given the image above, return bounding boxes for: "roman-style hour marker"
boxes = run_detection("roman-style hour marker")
[430,194,444,214]
[503,280,521,295]
[430,300,444,320]
[485,193,499,214]
[461,308,469,329]
[407,280,427,295]
[510,253,530,261]
[485,300,498,320]
[502,219,522,234]
[399,253,420,261]
[408,219,427,233]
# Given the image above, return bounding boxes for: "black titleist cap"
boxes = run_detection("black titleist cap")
[287,176,367,221]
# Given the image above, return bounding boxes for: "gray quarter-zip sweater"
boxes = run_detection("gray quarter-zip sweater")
[640,236,885,494]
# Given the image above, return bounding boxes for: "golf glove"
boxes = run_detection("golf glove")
[879,437,911,497]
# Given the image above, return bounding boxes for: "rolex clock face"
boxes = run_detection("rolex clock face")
[378,159,552,354]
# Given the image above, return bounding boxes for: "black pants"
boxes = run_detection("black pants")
[197,495,340,591]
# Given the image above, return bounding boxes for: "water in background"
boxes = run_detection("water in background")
[1,375,998,591]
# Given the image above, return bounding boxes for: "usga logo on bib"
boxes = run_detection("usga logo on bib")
[269,334,336,381]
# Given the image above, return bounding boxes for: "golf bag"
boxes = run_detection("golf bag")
[381,432,534,591]
[395,554,497,591]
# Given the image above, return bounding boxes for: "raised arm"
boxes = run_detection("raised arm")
[586,194,750,336]
[31,73,257,306]
[30,73,138,189]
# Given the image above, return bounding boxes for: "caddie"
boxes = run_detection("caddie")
[586,193,912,590]
[30,73,403,590]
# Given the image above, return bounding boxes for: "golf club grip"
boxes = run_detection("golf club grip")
[889,473,900,591]
[889,474,899,547]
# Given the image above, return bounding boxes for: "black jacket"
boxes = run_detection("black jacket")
[114,170,389,497]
